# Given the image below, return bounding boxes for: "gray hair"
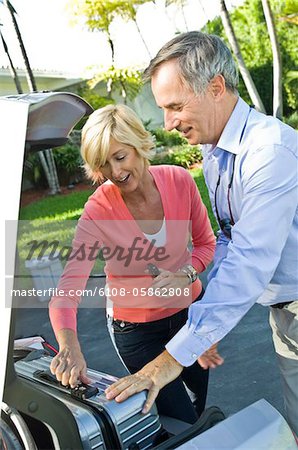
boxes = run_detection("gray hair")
[143,31,239,94]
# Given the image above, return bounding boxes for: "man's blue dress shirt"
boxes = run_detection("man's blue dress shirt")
[166,97,298,366]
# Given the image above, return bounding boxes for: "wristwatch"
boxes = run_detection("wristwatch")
[179,264,197,284]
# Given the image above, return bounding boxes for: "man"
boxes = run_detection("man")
[105,31,298,437]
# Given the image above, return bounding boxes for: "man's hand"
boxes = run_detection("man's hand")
[105,350,183,413]
[197,343,224,369]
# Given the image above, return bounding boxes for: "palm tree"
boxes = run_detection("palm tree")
[2,0,37,92]
[218,0,266,113]
[277,0,298,25]
[116,0,152,58]
[261,0,282,119]
[197,0,209,23]
[130,12,152,58]
[1,0,60,194]
[166,0,189,32]
[0,24,23,93]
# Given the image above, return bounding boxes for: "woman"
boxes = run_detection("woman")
[49,104,216,424]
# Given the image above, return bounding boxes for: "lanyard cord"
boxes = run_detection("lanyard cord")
[227,154,236,224]
[214,106,252,229]
[214,153,236,228]
[214,175,222,226]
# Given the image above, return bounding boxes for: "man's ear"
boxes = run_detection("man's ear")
[209,75,226,101]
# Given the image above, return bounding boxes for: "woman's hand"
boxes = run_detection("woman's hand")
[197,343,224,369]
[150,268,190,297]
[50,329,90,388]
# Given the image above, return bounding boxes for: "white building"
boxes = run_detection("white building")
[0,66,83,96]
[0,66,163,128]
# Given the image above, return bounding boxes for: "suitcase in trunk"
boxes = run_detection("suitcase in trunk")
[15,354,162,450]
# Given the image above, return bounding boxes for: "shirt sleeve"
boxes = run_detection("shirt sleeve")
[166,144,298,366]
[49,209,103,337]
[188,174,216,273]
[207,231,229,282]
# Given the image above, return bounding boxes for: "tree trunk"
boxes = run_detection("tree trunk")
[107,33,115,63]
[133,19,152,58]
[163,1,180,33]
[38,152,56,195]
[119,80,127,104]
[165,0,188,33]
[5,0,37,92]
[181,3,189,31]
[0,29,23,93]
[197,0,209,23]
[261,0,283,119]
[45,149,61,194]
[218,0,266,113]
[4,0,61,194]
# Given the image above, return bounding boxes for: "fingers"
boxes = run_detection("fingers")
[69,365,83,388]
[105,376,130,397]
[151,271,188,296]
[197,346,224,369]
[50,353,62,373]
[207,347,224,367]
[151,271,172,287]
[105,374,160,414]
[80,371,92,385]
[50,350,88,387]
[50,354,67,381]
[52,357,74,386]
[198,355,214,369]
[105,374,152,402]
[142,385,160,414]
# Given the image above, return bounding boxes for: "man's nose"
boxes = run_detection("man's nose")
[164,110,179,131]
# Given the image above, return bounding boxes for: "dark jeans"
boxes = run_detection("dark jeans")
[112,295,209,424]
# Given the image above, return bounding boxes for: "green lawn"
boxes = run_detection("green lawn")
[189,168,217,233]
[19,190,93,221]
[19,189,97,285]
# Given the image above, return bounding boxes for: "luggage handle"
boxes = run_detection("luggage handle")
[33,369,99,400]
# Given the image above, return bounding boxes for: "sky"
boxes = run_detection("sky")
[0,0,241,77]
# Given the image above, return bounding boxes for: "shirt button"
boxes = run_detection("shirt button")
[191,353,197,359]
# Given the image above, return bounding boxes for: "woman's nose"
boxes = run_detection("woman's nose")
[111,163,122,180]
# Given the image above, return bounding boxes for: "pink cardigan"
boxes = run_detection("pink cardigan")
[49,165,215,334]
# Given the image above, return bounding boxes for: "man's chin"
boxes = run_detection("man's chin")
[178,129,200,145]
[186,136,200,145]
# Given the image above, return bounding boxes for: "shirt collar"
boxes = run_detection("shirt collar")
[216,97,251,155]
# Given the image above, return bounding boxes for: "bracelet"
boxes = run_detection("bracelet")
[179,264,197,284]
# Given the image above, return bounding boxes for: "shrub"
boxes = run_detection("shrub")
[24,153,47,188]
[150,128,187,148]
[52,143,83,186]
[53,144,82,174]
[284,111,298,129]
[24,138,83,189]
[152,144,202,169]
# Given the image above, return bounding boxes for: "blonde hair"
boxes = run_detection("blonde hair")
[81,104,155,183]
